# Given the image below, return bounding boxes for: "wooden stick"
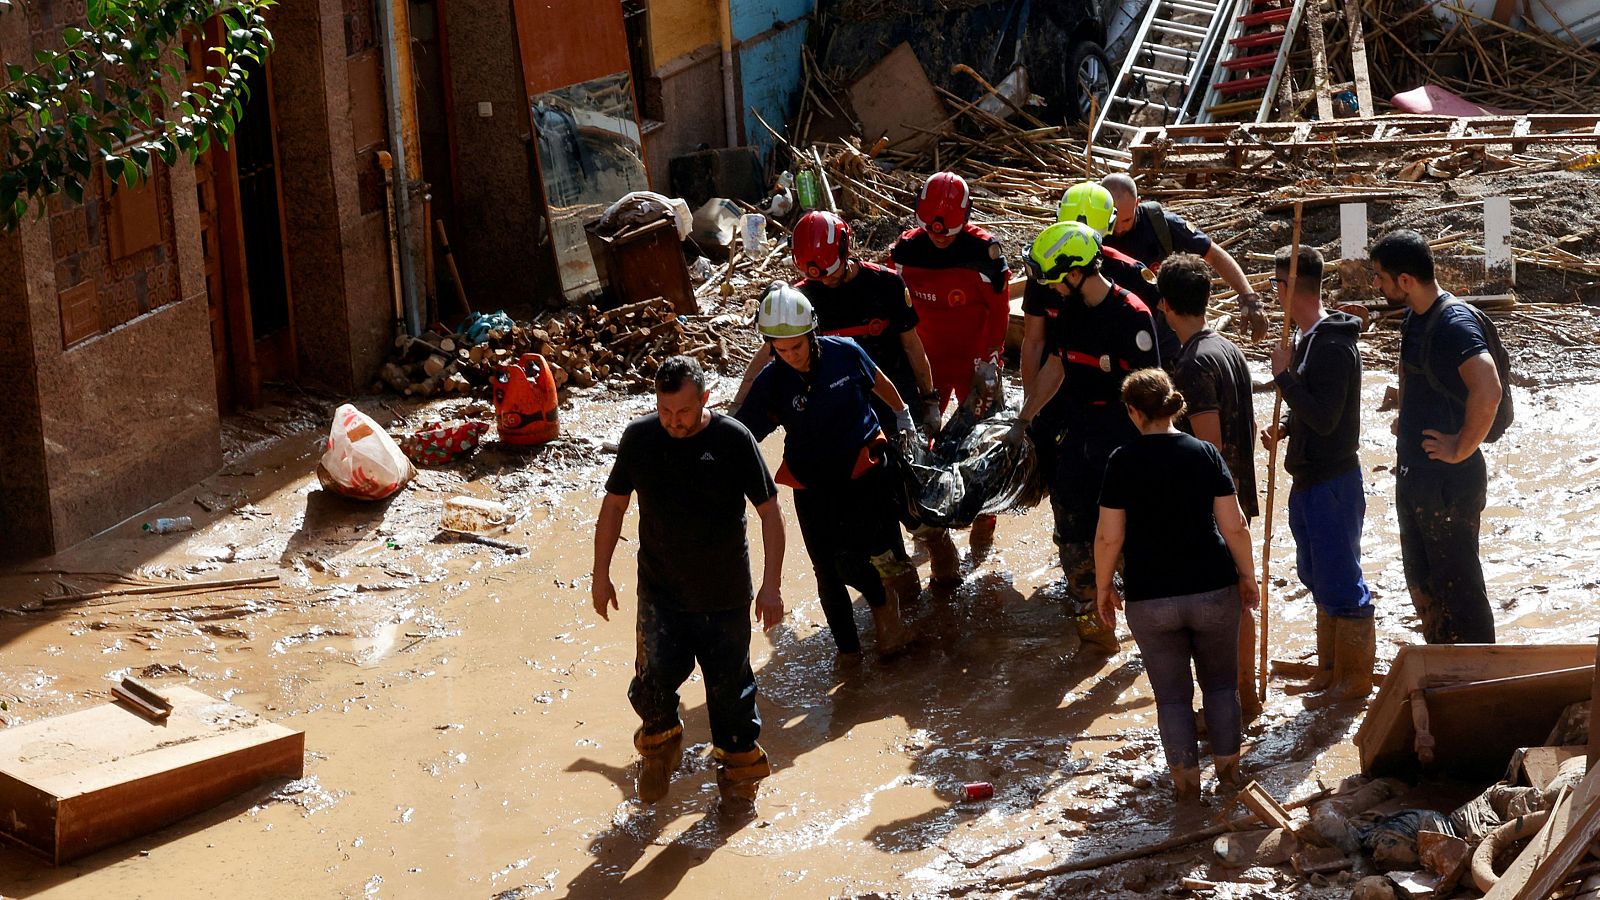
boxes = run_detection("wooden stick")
[1259,200,1304,703]
[433,219,472,317]
[41,575,281,606]
[960,785,1334,891]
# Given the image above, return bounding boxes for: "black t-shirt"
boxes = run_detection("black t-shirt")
[799,262,919,396]
[1398,293,1491,476]
[1174,329,1259,518]
[1022,280,1159,428]
[1105,202,1212,269]
[1102,247,1180,367]
[603,413,777,612]
[1100,432,1240,602]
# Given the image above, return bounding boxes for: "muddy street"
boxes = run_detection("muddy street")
[0,357,1595,899]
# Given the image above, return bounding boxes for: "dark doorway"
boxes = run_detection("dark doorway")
[194,24,295,411]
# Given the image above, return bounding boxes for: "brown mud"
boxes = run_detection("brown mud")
[0,352,1596,898]
[2,169,1598,900]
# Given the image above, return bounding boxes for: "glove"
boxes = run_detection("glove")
[918,397,942,437]
[894,406,915,434]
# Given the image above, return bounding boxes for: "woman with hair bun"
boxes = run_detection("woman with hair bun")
[1093,368,1260,804]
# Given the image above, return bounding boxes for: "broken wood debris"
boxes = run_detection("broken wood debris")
[383,297,761,399]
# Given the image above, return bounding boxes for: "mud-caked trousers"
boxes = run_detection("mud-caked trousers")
[791,466,901,654]
[1395,457,1493,645]
[629,598,761,754]
[1125,586,1243,769]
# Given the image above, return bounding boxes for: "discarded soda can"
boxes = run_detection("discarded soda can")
[142,516,194,535]
[960,781,994,802]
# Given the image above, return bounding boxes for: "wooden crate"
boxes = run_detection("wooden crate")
[1355,643,1594,780]
[0,686,304,865]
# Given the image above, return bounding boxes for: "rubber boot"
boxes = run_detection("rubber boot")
[1284,608,1337,696]
[633,723,684,804]
[917,528,961,586]
[1303,616,1376,709]
[1213,754,1245,793]
[1074,611,1121,655]
[1171,765,1202,805]
[714,744,771,816]
[871,591,912,657]
[871,550,922,609]
[969,513,998,562]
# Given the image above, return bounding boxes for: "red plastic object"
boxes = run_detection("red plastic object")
[1238,7,1294,26]
[1230,30,1286,49]
[492,353,560,446]
[1222,51,1280,72]
[1215,74,1272,96]
[960,782,994,801]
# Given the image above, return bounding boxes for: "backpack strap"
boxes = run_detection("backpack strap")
[1408,294,1466,405]
[1140,200,1173,259]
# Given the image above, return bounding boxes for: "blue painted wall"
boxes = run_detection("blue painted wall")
[738,20,808,158]
[734,0,811,159]
[731,0,812,42]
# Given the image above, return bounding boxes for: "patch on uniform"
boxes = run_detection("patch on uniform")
[988,244,1002,259]
[1141,267,1157,284]
[1135,330,1154,352]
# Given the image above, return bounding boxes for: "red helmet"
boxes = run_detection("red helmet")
[916,172,971,236]
[792,210,851,279]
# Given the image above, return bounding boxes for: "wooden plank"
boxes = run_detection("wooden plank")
[1590,632,1600,769]
[1306,3,1335,121]
[1514,746,1587,792]
[1345,0,1373,117]
[1484,196,1515,284]
[1355,644,1596,778]
[1239,781,1299,834]
[847,42,948,154]
[0,686,304,864]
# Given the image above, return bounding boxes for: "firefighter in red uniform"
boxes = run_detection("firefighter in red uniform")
[890,172,1011,569]
[1011,222,1160,654]
[731,212,935,604]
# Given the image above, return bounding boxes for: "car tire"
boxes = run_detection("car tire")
[1065,40,1112,123]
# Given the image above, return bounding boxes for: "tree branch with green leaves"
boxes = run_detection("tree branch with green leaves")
[0,0,275,230]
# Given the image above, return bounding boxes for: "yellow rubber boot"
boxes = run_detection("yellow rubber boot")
[634,724,684,804]
[714,744,772,816]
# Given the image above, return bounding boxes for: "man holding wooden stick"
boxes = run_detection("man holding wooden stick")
[1261,246,1375,706]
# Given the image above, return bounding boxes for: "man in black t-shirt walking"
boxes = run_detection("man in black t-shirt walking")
[1156,252,1261,721]
[593,356,787,815]
[1373,230,1502,644]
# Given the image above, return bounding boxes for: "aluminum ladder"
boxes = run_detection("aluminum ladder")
[1089,0,1234,167]
[1195,0,1308,123]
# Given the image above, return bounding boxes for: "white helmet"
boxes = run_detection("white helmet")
[756,281,817,339]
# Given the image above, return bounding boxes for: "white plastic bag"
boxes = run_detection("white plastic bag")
[317,404,415,500]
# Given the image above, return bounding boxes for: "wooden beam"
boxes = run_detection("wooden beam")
[1345,0,1374,117]
[1589,631,1600,769]
[1306,4,1335,121]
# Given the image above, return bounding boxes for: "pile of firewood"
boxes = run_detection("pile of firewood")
[379,297,758,398]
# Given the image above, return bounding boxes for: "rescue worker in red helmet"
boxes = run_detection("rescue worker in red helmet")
[731,212,936,607]
[1010,222,1161,655]
[735,283,916,658]
[890,172,1011,570]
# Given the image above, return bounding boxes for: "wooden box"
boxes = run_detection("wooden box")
[0,686,304,864]
[583,216,696,315]
[1355,643,1594,780]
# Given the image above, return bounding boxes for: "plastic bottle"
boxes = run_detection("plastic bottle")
[143,516,194,534]
[795,168,820,210]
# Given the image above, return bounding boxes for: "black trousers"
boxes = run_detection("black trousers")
[1395,456,1493,644]
[628,599,760,753]
[792,465,900,653]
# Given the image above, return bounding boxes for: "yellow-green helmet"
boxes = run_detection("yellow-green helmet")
[1026,222,1102,284]
[1057,181,1116,237]
[756,281,818,338]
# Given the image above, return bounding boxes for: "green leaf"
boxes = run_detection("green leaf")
[105,156,125,184]
[63,176,83,204]
[63,27,84,45]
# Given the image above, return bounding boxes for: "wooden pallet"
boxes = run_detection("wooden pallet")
[1128,113,1600,172]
